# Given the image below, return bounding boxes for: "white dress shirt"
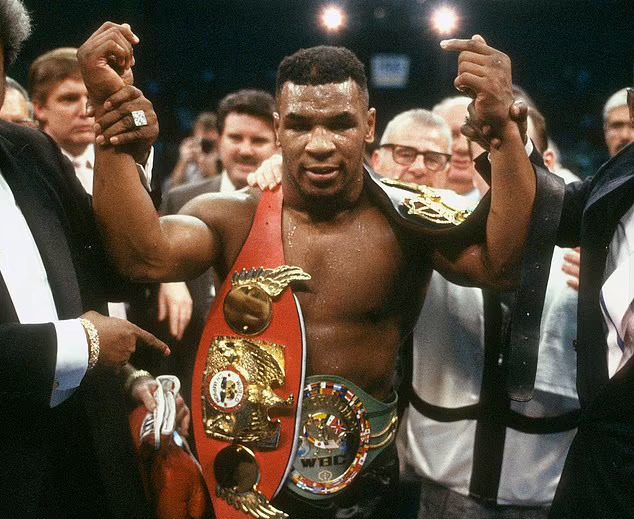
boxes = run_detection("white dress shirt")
[219,169,237,193]
[602,202,634,377]
[0,170,87,407]
[401,143,579,507]
[62,145,95,195]
[61,144,154,196]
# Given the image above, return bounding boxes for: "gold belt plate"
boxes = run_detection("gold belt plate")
[381,177,471,226]
[202,336,294,448]
[290,380,371,496]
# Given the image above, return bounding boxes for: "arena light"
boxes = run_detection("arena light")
[431,6,459,36]
[320,5,346,32]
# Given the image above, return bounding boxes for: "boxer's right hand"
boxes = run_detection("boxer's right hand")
[247,154,282,190]
[81,310,170,370]
[77,21,138,109]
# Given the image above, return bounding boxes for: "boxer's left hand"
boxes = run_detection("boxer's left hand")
[93,85,158,164]
[441,35,516,150]
[462,98,528,152]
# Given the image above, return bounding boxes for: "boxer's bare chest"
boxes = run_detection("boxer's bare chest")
[216,194,430,396]
[282,204,408,319]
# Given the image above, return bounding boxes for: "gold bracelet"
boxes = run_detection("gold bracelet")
[79,318,100,370]
[123,369,153,395]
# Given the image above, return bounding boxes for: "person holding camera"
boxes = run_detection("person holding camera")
[168,111,220,188]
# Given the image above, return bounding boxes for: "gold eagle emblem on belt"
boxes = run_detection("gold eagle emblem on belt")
[380,177,471,225]
[224,265,311,335]
[202,337,294,448]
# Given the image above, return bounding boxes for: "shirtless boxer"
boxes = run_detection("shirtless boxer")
[78,23,536,519]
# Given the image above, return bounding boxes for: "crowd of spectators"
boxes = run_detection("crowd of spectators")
[0,2,633,518]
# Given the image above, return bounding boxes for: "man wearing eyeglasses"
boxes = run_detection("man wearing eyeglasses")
[370,109,452,187]
[395,102,581,519]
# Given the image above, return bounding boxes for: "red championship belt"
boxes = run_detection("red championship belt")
[192,187,307,519]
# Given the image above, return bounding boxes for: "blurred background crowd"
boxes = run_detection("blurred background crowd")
[10,0,633,186]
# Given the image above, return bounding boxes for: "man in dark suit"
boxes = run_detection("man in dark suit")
[460,79,634,517]
[157,89,277,401]
[548,88,634,518]
[0,3,169,517]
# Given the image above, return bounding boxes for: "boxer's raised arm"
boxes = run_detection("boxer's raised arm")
[432,36,536,290]
[77,23,222,282]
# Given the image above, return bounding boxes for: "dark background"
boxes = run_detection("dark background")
[13,0,634,180]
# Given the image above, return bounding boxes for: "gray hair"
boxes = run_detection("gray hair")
[6,75,27,99]
[603,87,629,122]
[0,0,31,66]
[432,95,471,117]
[6,75,33,118]
[380,109,451,149]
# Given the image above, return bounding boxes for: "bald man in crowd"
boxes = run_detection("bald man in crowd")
[397,102,580,519]
[370,108,452,187]
[0,76,34,126]
[603,87,634,158]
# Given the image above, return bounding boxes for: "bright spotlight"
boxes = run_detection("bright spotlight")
[431,6,459,36]
[320,5,346,32]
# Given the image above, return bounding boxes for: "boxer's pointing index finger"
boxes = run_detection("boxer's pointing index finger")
[440,37,493,55]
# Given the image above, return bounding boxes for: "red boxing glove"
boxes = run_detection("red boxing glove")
[129,376,212,519]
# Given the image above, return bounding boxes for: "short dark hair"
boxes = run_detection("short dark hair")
[276,45,368,106]
[216,89,275,135]
[29,47,81,105]
[0,0,31,67]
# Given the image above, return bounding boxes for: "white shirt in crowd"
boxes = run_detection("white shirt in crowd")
[603,202,634,377]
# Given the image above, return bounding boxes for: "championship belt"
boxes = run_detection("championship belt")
[366,156,566,403]
[364,163,487,247]
[192,188,308,519]
[288,375,398,500]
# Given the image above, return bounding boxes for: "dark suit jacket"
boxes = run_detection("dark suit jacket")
[161,175,222,216]
[160,176,222,403]
[0,121,152,518]
[551,143,634,518]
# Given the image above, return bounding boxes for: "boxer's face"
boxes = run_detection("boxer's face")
[275,79,375,202]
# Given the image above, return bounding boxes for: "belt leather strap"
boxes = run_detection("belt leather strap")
[367,151,566,401]
[473,149,565,401]
[469,289,507,503]
[192,188,305,519]
[506,164,565,401]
